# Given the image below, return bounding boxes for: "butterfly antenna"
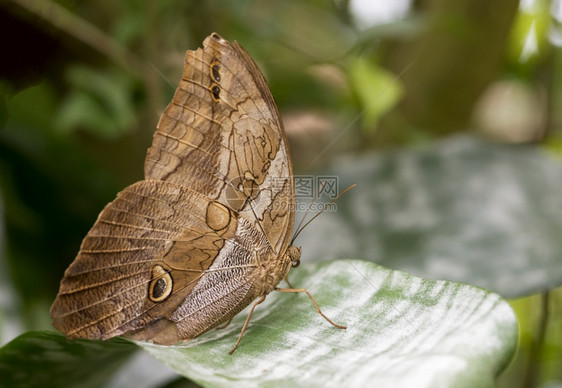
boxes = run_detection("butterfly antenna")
[292,181,325,243]
[290,183,357,245]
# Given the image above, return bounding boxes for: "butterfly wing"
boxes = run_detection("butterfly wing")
[51,180,264,343]
[145,33,294,254]
[51,33,295,343]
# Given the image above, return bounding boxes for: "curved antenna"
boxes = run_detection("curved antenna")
[290,183,357,245]
[292,181,325,242]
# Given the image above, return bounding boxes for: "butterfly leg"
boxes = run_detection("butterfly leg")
[275,287,347,329]
[283,275,295,289]
[215,317,233,330]
[229,294,267,355]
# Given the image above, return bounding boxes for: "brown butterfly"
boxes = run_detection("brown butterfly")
[50,33,345,354]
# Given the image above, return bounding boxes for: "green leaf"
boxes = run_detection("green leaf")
[137,260,516,388]
[0,331,137,388]
[54,66,136,139]
[348,57,404,131]
[508,0,551,65]
[0,261,517,387]
[299,135,562,298]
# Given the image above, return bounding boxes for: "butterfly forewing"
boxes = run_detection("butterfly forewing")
[145,33,294,253]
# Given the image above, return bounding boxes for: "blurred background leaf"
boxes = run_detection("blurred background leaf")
[299,135,562,298]
[0,332,137,388]
[55,66,137,138]
[348,57,404,134]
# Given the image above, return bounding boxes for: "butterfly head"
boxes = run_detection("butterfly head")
[286,245,301,268]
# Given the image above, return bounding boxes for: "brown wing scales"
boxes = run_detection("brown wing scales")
[51,33,295,344]
[51,180,242,339]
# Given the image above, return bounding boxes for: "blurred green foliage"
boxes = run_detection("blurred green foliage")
[1,0,562,386]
